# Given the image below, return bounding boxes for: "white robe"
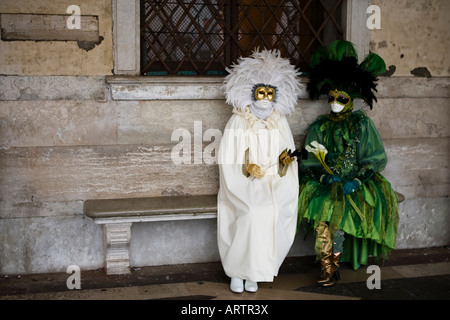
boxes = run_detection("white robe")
[217,107,299,282]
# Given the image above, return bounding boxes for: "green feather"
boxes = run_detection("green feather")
[359,52,386,76]
[327,40,358,61]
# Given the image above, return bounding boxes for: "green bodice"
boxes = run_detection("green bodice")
[300,110,387,184]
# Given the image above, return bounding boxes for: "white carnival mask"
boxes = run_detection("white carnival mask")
[330,102,345,113]
[254,98,273,110]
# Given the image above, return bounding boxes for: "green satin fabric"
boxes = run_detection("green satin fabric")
[299,110,399,270]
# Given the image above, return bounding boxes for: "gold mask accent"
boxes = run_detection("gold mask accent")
[254,86,276,102]
[327,89,351,105]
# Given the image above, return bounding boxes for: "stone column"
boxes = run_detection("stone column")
[103,223,132,275]
[113,0,140,75]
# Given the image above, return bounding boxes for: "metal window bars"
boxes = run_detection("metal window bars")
[140,0,343,76]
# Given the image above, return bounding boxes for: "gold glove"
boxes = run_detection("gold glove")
[246,161,266,179]
[279,149,295,166]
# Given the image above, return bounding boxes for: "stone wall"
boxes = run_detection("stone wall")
[371,0,450,77]
[0,0,449,275]
[369,0,450,249]
[0,0,112,75]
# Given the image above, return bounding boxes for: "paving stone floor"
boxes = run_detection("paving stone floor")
[0,246,449,316]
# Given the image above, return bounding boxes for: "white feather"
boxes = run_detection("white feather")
[222,48,304,116]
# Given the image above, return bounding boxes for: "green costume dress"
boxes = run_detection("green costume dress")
[298,109,399,270]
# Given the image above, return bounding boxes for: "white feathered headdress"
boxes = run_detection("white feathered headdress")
[223,48,303,116]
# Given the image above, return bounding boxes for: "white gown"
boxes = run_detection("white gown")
[217,107,299,282]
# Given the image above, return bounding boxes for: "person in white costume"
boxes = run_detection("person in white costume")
[217,49,303,293]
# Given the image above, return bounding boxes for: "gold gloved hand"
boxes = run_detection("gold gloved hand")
[279,149,295,166]
[246,161,266,179]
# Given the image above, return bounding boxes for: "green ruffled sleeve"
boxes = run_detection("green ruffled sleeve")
[354,113,387,184]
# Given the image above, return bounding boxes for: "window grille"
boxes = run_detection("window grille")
[140,0,343,76]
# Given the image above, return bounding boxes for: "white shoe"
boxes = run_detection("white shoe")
[230,277,244,293]
[244,280,258,292]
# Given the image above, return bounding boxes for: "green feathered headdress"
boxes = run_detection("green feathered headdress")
[307,40,386,109]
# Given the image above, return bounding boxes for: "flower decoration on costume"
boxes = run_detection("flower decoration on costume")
[305,141,364,221]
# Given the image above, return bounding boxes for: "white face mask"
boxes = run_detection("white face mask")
[330,102,345,113]
[250,98,274,120]
[254,98,273,110]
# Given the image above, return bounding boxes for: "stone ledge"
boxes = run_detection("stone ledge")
[106,75,310,100]
[106,75,226,100]
[84,194,218,223]
[0,76,107,101]
[107,75,449,101]
[0,75,448,101]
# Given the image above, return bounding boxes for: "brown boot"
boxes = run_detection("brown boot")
[317,252,341,287]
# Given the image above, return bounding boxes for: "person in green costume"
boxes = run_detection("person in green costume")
[298,40,399,287]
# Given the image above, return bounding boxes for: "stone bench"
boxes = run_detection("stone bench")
[84,192,404,275]
[83,194,218,275]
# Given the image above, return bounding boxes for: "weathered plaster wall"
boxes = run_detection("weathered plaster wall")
[0,0,113,75]
[368,0,450,250]
[0,1,449,274]
[370,0,450,77]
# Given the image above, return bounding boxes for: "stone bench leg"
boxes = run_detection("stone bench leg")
[103,223,132,275]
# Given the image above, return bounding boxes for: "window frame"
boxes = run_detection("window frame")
[109,0,370,101]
